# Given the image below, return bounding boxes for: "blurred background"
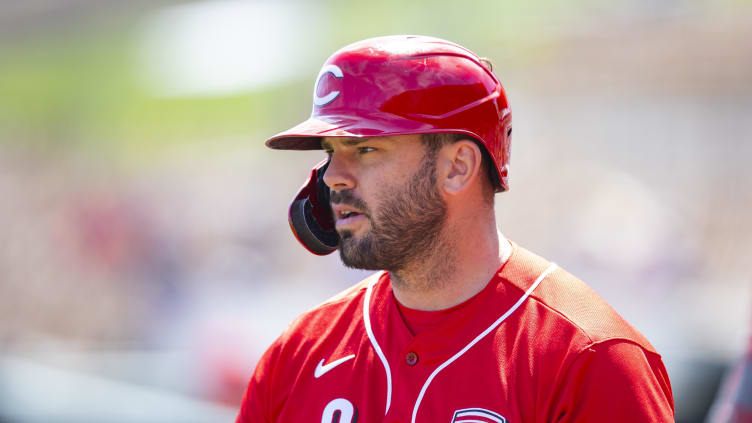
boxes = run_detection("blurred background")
[0,0,750,421]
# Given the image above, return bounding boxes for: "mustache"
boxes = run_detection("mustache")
[330,190,369,215]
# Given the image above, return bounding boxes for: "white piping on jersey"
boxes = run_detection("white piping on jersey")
[364,273,392,414]
[411,262,559,423]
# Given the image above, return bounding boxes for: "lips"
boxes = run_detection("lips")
[332,205,367,228]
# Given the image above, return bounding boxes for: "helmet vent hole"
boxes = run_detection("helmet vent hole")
[479,57,494,72]
[506,128,512,138]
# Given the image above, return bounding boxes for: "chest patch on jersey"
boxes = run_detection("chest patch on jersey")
[451,408,507,423]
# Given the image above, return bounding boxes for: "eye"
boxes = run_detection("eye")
[358,146,376,154]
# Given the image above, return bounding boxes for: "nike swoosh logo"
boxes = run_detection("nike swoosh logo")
[314,354,355,378]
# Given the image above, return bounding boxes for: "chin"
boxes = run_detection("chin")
[337,224,370,241]
[338,235,382,270]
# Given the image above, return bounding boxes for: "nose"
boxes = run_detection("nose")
[323,152,356,192]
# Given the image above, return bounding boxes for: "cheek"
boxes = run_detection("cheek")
[357,154,419,210]
[357,171,388,205]
[363,182,405,222]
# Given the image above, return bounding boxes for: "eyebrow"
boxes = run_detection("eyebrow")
[320,138,368,149]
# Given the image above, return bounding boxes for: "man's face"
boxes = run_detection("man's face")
[321,135,447,271]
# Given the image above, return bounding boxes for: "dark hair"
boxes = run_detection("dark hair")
[420,133,497,204]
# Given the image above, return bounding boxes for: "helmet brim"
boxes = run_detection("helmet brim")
[265,112,436,150]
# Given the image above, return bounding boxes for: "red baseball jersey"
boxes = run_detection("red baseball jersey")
[237,243,674,422]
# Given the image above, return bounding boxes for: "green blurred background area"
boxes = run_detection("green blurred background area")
[0,1,750,422]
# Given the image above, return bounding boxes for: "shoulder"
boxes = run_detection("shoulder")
[501,244,674,418]
[275,271,383,346]
[237,272,384,422]
[503,243,657,353]
[551,340,675,420]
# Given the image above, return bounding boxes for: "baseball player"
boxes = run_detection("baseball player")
[236,35,674,422]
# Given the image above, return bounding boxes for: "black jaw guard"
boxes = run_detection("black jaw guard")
[288,160,338,255]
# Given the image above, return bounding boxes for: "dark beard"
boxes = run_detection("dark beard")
[333,149,447,271]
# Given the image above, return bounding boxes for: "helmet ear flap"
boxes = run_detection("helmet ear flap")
[288,160,338,255]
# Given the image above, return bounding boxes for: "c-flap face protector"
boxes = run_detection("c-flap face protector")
[288,159,338,255]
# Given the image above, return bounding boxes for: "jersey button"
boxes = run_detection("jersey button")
[405,351,419,366]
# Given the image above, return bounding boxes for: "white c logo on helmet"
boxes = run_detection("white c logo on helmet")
[313,64,344,106]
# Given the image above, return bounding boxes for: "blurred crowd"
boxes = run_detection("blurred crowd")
[1,1,750,422]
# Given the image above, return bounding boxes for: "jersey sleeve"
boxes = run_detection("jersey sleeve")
[548,339,675,422]
[235,338,283,423]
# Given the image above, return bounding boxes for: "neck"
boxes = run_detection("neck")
[391,219,511,311]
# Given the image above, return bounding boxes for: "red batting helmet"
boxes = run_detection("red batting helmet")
[270,35,512,255]
[267,35,512,191]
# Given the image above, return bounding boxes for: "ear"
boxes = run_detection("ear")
[439,139,483,195]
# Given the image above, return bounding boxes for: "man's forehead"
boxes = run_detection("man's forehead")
[321,137,368,148]
[321,134,420,149]
[320,136,394,150]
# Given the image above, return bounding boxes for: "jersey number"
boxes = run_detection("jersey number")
[321,398,358,423]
